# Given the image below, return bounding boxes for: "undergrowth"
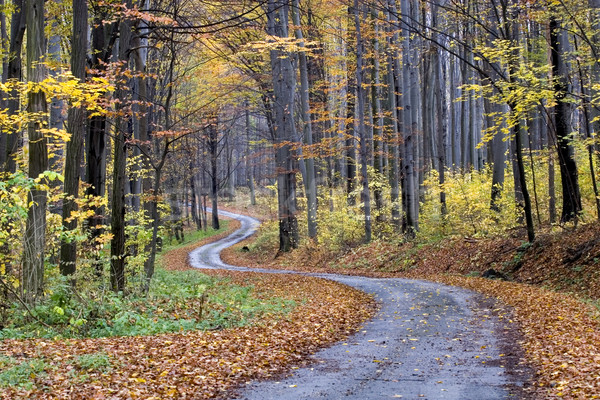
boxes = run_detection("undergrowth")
[0,222,295,340]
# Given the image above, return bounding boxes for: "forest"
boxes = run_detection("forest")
[1,0,600,398]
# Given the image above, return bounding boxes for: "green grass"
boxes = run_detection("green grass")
[160,221,230,254]
[0,356,54,390]
[0,351,115,390]
[0,222,295,340]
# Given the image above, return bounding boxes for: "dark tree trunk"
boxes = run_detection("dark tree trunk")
[549,17,581,223]
[110,3,133,293]
[86,9,115,276]
[207,121,220,230]
[386,1,401,229]
[60,0,88,277]
[3,0,25,174]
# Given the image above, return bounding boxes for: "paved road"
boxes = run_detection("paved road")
[188,210,531,400]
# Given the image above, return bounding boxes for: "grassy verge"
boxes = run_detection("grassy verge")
[3,222,295,340]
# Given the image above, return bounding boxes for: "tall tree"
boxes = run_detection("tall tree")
[59,0,88,277]
[549,15,582,223]
[292,0,318,240]
[267,0,299,252]
[23,0,48,302]
[3,0,25,174]
[110,0,133,292]
[400,0,418,235]
[354,0,372,242]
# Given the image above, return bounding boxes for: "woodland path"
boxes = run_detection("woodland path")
[188,210,531,399]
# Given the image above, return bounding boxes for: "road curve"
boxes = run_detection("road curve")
[188,210,531,400]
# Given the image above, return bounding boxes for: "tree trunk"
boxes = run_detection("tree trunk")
[3,0,25,174]
[354,0,371,242]
[86,10,115,276]
[0,0,26,274]
[23,0,48,303]
[0,0,7,168]
[508,6,534,242]
[59,0,88,277]
[386,1,401,229]
[431,1,447,217]
[110,3,132,293]
[268,0,298,252]
[401,0,417,235]
[487,98,506,212]
[292,0,318,240]
[207,121,220,230]
[190,167,201,230]
[245,102,256,206]
[549,17,582,223]
[372,12,385,222]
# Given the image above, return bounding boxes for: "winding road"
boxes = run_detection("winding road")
[189,210,532,399]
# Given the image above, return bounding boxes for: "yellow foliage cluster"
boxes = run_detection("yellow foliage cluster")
[420,167,520,238]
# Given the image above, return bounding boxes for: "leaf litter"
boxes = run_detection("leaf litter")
[0,219,376,399]
[5,213,600,399]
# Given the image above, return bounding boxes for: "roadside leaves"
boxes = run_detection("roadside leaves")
[0,220,376,399]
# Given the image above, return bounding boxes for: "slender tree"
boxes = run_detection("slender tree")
[59,0,88,277]
[292,0,318,240]
[354,0,372,242]
[110,0,133,292]
[23,0,48,302]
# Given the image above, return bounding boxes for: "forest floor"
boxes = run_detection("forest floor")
[3,206,600,399]
[219,204,600,400]
[0,219,375,399]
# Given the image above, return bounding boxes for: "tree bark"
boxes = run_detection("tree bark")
[353,0,372,242]
[209,122,220,230]
[549,17,582,223]
[245,102,256,206]
[86,8,115,276]
[268,0,298,252]
[23,0,48,302]
[110,2,133,293]
[60,0,88,277]
[386,1,401,229]
[292,0,318,240]
[400,0,417,235]
[3,0,25,174]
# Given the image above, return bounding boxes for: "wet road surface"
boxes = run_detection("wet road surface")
[188,210,531,399]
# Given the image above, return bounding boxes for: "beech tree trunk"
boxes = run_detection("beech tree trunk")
[401,0,417,235]
[209,122,220,230]
[292,0,318,240]
[268,0,298,252]
[354,0,371,242]
[386,1,401,229]
[245,102,256,206]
